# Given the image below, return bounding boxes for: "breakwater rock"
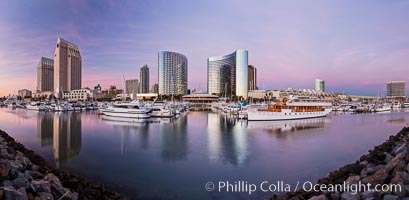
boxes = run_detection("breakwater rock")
[0,129,126,200]
[273,127,409,200]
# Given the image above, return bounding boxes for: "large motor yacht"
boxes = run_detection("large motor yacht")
[247,98,332,121]
[146,101,173,118]
[374,103,392,112]
[102,100,151,119]
[26,102,46,111]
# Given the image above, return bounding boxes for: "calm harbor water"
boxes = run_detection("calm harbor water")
[0,107,408,199]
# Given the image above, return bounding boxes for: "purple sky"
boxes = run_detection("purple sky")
[1,0,409,97]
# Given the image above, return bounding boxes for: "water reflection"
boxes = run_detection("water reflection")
[207,113,249,166]
[386,118,406,125]
[103,117,148,155]
[100,114,189,161]
[4,108,409,200]
[160,115,188,162]
[37,113,53,147]
[247,118,330,134]
[36,112,82,167]
[53,112,82,168]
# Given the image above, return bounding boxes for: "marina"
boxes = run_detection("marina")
[1,1,409,199]
[0,105,409,199]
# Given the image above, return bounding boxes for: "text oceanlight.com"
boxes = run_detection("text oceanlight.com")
[204,181,401,195]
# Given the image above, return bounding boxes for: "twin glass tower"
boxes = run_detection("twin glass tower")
[207,49,249,99]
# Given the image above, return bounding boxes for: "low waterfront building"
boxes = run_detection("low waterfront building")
[62,88,94,101]
[18,89,32,98]
[107,85,123,97]
[182,92,219,103]
[248,90,271,99]
[247,88,341,102]
[349,95,379,103]
[386,81,405,98]
[136,93,158,101]
[249,88,338,102]
[182,91,219,111]
[33,91,55,100]
[114,94,130,101]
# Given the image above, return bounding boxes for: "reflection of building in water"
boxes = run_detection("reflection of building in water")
[112,124,145,154]
[53,112,82,168]
[102,116,163,153]
[139,123,150,150]
[36,113,54,147]
[386,118,406,126]
[207,113,249,166]
[160,115,188,161]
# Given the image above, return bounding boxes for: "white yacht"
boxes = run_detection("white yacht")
[392,102,402,109]
[65,104,74,111]
[103,100,151,119]
[247,98,332,121]
[52,104,67,112]
[374,104,391,112]
[146,101,173,118]
[6,102,16,108]
[26,102,46,111]
[238,110,247,119]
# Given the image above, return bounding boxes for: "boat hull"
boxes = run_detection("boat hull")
[150,111,173,118]
[247,109,332,121]
[103,110,150,119]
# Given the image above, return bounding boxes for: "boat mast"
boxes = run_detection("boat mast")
[122,74,126,102]
[224,83,227,102]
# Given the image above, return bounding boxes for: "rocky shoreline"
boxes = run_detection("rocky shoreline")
[0,129,126,200]
[273,127,409,200]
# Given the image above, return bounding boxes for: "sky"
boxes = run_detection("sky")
[0,0,409,97]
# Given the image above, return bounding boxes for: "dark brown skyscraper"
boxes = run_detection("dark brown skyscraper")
[248,65,257,91]
[54,37,82,95]
[140,65,149,93]
[37,57,54,92]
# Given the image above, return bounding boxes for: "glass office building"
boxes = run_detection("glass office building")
[207,49,248,99]
[158,51,188,95]
[315,79,325,92]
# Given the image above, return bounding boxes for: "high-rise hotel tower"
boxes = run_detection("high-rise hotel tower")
[54,38,82,95]
[207,49,249,99]
[158,51,188,95]
[37,57,54,92]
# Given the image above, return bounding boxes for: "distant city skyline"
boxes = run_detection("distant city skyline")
[1,0,409,97]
